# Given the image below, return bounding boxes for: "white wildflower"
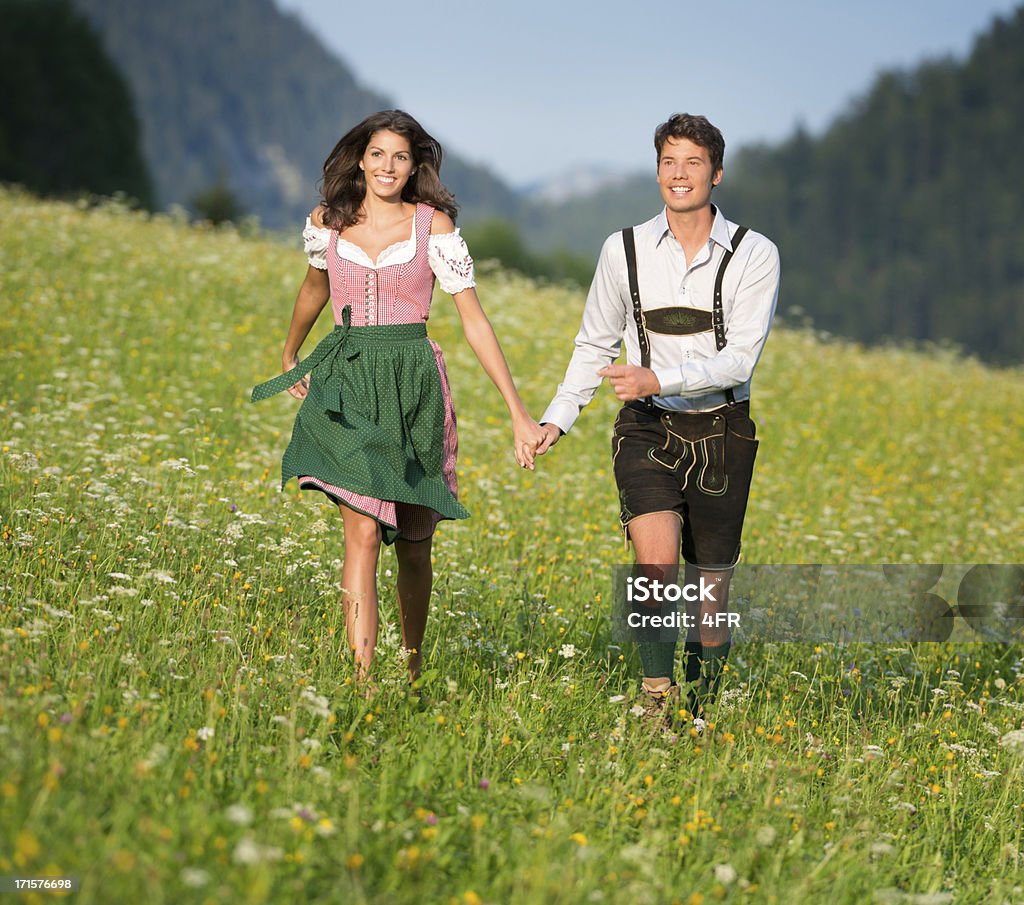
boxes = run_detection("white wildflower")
[109,586,139,597]
[714,863,737,885]
[180,868,209,888]
[559,643,576,659]
[870,842,897,858]
[299,689,331,719]
[225,804,253,826]
[998,729,1024,755]
[232,837,283,865]
[196,726,215,741]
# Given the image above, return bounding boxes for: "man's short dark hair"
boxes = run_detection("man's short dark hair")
[654,114,725,173]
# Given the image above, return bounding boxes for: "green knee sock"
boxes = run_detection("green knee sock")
[698,641,731,705]
[683,640,702,683]
[638,641,676,684]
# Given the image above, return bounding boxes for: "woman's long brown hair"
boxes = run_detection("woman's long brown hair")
[319,110,458,230]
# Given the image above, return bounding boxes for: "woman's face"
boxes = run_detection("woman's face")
[359,130,415,201]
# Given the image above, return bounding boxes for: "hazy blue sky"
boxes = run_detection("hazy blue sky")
[274,0,1020,187]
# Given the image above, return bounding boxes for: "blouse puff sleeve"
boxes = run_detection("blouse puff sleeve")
[428,230,476,294]
[302,217,330,270]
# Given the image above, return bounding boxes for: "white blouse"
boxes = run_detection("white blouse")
[302,214,476,295]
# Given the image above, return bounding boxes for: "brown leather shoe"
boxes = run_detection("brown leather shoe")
[637,682,680,728]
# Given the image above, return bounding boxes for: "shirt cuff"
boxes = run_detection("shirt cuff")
[540,401,581,435]
[653,366,684,398]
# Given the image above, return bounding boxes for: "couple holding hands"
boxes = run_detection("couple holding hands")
[252,109,780,720]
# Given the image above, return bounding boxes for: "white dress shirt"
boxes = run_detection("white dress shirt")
[542,205,780,433]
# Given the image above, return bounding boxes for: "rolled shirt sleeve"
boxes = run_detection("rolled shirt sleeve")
[541,235,628,434]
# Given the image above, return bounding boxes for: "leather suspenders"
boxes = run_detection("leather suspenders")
[622,227,650,369]
[622,224,748,406]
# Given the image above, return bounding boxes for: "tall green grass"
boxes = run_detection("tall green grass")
[2,187,1023,904]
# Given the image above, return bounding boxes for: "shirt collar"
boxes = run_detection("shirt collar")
[709,204,735,251]
[653,209,671,247]
[654,204,736,251]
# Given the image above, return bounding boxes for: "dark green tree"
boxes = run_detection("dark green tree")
[716,6,1024,364]
[461,218,592,287]
[190,179,246,225]
[0,0,153,205]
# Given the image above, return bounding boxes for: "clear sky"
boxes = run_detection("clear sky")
[273,0,1021,188]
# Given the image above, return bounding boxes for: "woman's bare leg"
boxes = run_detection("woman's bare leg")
[340,505,382,682]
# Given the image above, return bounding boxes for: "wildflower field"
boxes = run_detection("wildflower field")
[2,186,1024,904]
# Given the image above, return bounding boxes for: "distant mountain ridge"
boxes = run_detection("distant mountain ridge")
[70,0,521,228]
[518,164,637,204]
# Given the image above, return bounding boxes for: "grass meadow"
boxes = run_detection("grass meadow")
[2,186,1024,904]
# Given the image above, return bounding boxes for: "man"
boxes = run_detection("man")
[536,113,780,722]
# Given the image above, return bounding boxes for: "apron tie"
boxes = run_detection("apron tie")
[251,306,352,413]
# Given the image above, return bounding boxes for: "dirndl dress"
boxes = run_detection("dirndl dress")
[252,203,474,544]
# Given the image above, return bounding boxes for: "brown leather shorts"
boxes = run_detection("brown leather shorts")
[611,400,759,570]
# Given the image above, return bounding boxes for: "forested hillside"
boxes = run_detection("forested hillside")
[716,7,1024,364]
[69,0,521,228]
[0,0,152,206]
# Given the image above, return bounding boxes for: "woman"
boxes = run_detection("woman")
[253,110,544,685]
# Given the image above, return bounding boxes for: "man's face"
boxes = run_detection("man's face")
[656,137,721,215]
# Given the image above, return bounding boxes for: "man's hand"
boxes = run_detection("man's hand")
[535,423,562,455]
[598,365,661,401]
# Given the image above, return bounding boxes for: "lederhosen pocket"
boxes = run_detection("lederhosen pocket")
[653,409,727,495]
[722,404,759,500]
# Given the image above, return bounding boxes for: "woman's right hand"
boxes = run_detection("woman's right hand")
[282,355,309,399]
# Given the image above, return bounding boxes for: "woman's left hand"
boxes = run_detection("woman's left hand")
[513,416,546,471]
